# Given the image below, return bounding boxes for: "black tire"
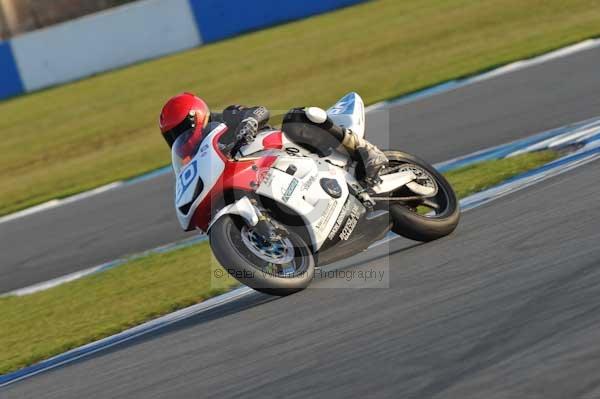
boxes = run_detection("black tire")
[384,150,460,242]
[209,215,315,296]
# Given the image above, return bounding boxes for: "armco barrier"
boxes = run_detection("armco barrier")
[0,0,367,100]
[188,0,366,43]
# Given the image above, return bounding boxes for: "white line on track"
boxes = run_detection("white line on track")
[366,38,600,111]
[0,286,254,387]
[0,182,122,224]
[1,235,207,297]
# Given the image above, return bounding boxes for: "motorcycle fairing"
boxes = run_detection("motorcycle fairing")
[255,153,350,251]
[174,124,227,229]
[174,123,277,231]
[316,197,391,266]
[327,92,365,138]
[207,196,260,232]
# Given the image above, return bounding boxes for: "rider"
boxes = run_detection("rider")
[159,92,388,185]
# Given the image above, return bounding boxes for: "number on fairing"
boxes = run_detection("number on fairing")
[176,160,198,202]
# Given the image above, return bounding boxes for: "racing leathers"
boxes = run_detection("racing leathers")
[212,105,389,186]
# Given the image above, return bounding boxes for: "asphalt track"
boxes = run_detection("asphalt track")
[1,44,600,292]
[4,156,599,398]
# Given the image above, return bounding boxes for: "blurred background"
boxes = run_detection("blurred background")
[0,0,133,39]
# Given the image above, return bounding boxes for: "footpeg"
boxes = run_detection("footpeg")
[357,191,376,209]
[364,175,383,187]
[349,183,376,208]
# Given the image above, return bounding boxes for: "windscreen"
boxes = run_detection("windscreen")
[171,128,203,174]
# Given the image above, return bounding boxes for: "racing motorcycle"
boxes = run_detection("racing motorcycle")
[171,92,459,295]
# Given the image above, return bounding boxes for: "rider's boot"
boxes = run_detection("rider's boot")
[302,106,388,187]
[341,130,389,187]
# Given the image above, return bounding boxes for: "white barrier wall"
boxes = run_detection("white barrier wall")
[0,0,366,99]
[11,0,201,91]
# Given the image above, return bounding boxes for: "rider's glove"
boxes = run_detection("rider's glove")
[235,117,259,143]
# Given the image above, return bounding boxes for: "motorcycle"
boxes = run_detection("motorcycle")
[171,92,459,295]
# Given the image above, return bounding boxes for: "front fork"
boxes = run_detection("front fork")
[208,196,288,241]
[252,203,289,242]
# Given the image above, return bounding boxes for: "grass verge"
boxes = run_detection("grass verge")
[1,0,599,216]
[0,150,559,375]
[444,150,559,198]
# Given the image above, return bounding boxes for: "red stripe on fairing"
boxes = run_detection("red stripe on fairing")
[211,124,230,162]
[262,131,283,149]
[190,131,277,231]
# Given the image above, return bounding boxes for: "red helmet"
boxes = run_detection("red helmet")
[159,93,210,147]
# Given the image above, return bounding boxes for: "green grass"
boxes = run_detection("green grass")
[0,0,599,216]
[0,149,559,375]
[445,150,559,198]
[0,242,239,375]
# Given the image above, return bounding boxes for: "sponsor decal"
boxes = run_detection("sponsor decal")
[339,204,361,240]
[199,143,210,158]
[328,200,361,241]
[282,178,299,203]
[320,178,342,198]
[328,200,351,240]
[328,95,355,115]
[315,199,337,231]
[301,174,317,191]
[258,169,274,187]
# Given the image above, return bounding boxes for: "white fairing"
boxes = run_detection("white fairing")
[327,92,365,138]
[255,150,349,249]
[174,124,226,230]
[208,196,260,231]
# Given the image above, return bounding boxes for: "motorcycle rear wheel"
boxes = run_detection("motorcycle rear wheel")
[209,215,315,296]
[382,150,460,242]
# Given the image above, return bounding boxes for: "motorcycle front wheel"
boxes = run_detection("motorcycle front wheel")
[382,150,460,242]
[209,215,315,296]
